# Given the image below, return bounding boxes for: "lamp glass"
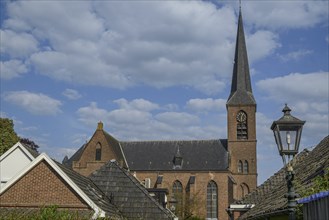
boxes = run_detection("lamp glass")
[272,124,303,166]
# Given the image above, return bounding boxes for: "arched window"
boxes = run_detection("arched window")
[240,183,250,198]
[207,181,218,220]
[238,160,243,173]
[173,180,183,194]
[240,185,244,199]
[243,183,250,195]
[172,180,183,215]
[243,160,249,173]
[95,143,102,161]
[236,111,248,140]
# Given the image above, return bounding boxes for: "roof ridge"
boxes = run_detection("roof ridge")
[120,139,225,143]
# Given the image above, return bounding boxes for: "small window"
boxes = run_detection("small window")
[243,160,249,174]
[95,143,102,161]
[238,160,243,173]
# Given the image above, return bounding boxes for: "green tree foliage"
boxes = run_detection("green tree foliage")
[0,118,20,156]
[303,168,329,195]
[0,205,122,220]
[296,168,329,219]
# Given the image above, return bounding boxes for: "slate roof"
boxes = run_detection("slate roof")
[89,160,176,220]
[103,130,128,169]
[55,161,123,218]
[120,139,228,171]
[236,135,329,219]
[227,9,256,106]
[21,143,39,158]
[63,143,86,168]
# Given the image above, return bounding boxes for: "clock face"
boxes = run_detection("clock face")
[236,111,247,123]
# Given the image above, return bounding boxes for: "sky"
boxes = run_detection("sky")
[0,0,328,184]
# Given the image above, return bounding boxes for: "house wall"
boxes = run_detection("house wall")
[0,161,89,210]
[135,170,231,220]
[0,146,33,188]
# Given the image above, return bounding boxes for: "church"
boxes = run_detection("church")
[64,9,257,220]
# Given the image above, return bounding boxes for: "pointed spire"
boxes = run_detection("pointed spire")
[227,8,256,106]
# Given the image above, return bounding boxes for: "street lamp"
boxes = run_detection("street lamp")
[271,104,305,220]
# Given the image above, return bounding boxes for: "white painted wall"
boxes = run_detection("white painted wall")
[0,144,34,189]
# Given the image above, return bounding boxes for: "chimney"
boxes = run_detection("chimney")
[97,121,103,130]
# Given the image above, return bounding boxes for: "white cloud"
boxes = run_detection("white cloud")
[76,99,224,141]
[109,109,153,125]
[257,72,328,103]
[155,112,200,126]
[30,51,132,88]
[4,91,62,115]
[279,49,313,62]
[243,1,329,29]
[247,30,280,63]
[257,72,329,158]
[0,1,282,94]
[4,1,104,41]
[62,89,82,100]
[186,98,226,112]
[0,29,39,58]
[76,102,109,126]
[0,60,28,79]
[113,98,159,111]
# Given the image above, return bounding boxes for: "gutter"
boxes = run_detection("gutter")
[226,204,255,220]
[242,208,290,220]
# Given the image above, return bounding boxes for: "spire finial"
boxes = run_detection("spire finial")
[97,121,103,130]
[239,0,242,11]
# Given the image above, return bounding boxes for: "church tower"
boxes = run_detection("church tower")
[227,8,257,199]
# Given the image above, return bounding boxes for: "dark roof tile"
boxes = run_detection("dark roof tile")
[237,135,329,219]
[120,139,228,171]
[89,161,175,219]
[55,161,123,218]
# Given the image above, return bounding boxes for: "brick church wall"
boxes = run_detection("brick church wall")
[135,171,232,220]
[73,129,119,176]
[0,161,89,209]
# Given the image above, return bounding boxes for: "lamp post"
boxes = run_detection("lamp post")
[271,104,305,220]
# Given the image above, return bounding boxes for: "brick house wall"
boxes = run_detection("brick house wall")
[0,161,89,210]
